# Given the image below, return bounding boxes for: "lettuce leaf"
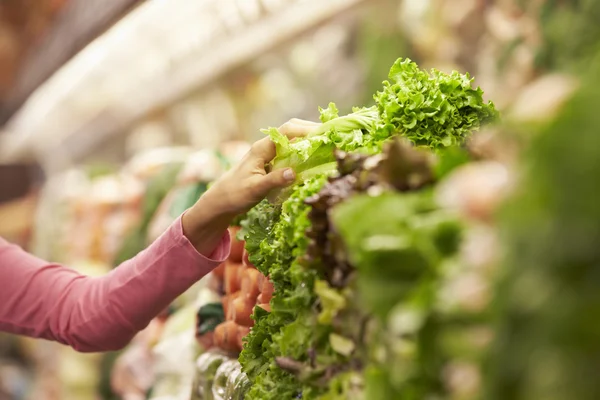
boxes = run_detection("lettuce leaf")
[374,58,498,149]
[264,105,380,203]
[239,177,328,399]
[264,58,496,203]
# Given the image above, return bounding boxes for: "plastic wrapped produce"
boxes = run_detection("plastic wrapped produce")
[212,360,248,400]
[191,351,230,400]
[224,362,251,400]
[148,282,222,399]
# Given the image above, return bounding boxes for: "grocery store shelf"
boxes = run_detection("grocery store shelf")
[0,0,367,165]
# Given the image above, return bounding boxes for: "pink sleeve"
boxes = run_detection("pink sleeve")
[0,216,230,353]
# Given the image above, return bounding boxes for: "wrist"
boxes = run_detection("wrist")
[182,192,233,257]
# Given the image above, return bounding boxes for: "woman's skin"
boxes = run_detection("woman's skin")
[182,120,317,255]
[0,118,319,352]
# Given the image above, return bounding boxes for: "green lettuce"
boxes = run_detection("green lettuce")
[263,58,496,203]
[238,57,497,398]
[331,190,464,399]
[374,58,498,149]
[264,105,379,203]
[239,177,328,399]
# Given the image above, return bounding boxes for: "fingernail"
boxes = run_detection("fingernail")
[283,168,295,181]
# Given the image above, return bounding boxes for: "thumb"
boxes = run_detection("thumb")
[257,168,296,194]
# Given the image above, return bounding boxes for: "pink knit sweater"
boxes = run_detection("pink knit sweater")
[0,217,229,352]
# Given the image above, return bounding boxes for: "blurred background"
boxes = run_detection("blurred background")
[0,0,597,399]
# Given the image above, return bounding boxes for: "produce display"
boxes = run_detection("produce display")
[107,143,252,400]
[235,58,497,399]
[14,3,600,400]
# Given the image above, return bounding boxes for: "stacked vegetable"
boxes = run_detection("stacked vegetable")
[209,229,275,353]
[236,58,498,399]
[191,224,277,400]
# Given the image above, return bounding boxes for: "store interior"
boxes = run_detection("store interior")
[1,0,600,399]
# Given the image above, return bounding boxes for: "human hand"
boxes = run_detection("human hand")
[182,119,319,256]
[208,118,320,216]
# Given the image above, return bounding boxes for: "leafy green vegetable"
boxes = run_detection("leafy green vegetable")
[317,371,364,400]
[329,334,355,357]
[238,56,496,399]
[238,200,281,272]
[374,58,498,149]
[264,105,378,202]
[332,190,464,399]
[264,58,496,203]
[314,281,346,325]
[230,212,247,228]
[240,135,471,399]
[239,177,328,399]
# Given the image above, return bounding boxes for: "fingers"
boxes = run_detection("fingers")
[255,168,296,195]
[250,136,276,162]
[278,118,320,138]
[249,119,319,163]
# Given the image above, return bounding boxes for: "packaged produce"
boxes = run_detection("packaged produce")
[223,362,251,400]
[212,360,248,400]
[192,351,230,400]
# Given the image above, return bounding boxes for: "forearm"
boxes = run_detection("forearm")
[0,216,230,352]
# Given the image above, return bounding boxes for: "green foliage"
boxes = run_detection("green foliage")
[374,59,498,149]
[238,57,494,399]
[484,54,600,400]
[239,177,328,399]
[264,58,495,202]
[332,191,463,399]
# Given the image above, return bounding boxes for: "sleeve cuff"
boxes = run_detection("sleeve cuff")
[174,213,231,265]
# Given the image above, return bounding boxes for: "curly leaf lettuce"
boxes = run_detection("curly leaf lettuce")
[374,58,498,149]
[264,59,496,203]
[240,177,328,399]
[264,105,380,202]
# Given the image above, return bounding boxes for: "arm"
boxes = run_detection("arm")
[0,119,317,353]
[0,216,229,352]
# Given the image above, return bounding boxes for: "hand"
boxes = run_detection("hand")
[182,119,319,256]
[208,118,320,216]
